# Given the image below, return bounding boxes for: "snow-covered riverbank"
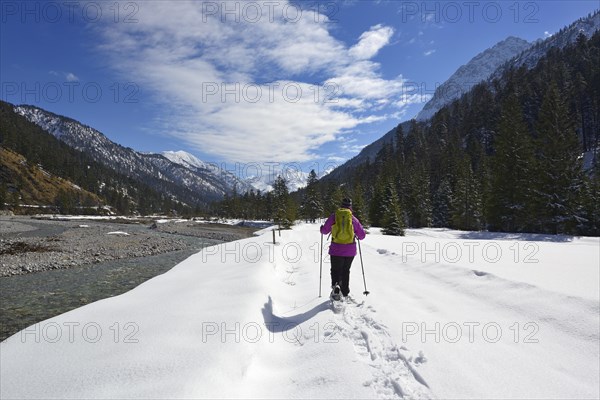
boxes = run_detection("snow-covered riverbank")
[1,224,598,399]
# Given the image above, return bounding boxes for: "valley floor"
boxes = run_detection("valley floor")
[1,224,598,399]
[0,216,256,276]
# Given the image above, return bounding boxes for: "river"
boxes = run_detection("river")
[0,220,232,342]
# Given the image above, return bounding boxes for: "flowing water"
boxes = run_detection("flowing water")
[0,224,224,342]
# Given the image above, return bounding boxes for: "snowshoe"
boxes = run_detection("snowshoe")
[330,284,342,302]
[330,285,345,313]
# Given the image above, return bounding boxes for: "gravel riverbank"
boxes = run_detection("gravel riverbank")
[0,217,257,277]
[0,216,262,341]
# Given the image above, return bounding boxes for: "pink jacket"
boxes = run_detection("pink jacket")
[320,211,366,257]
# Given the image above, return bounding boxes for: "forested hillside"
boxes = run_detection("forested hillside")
[340,31,600,236]
[221,31,599,236]
[0,102,195,215]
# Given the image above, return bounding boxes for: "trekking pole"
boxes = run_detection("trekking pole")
[357,239,370,296]
[319,233,323,297]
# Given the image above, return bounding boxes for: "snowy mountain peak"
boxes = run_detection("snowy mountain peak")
[491,10,600,80]
[160,150,254,193]
[247,166,334,193]
[416,36,531,121]
[14,105,252,203]
[161,150,208,170]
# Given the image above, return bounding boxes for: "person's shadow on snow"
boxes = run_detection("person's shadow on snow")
[261,296,330,333]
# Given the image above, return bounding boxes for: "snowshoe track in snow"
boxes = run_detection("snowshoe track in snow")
[334,299,433,399]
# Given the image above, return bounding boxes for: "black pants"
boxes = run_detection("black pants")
[330,255,354,296]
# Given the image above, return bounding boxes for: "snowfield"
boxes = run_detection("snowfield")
[1,224,598,399]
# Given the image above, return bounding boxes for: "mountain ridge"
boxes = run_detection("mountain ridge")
[326,11,600,179]
[491,10,600,80]
[416,36,532,121]
[0,100,181,214]
[14,105,250,204]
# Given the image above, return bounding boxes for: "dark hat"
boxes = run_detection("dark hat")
[341,198,352,208]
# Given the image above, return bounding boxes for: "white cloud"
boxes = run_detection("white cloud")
[327,155,348,163]
[395,93,431,108]
[544,31,553,38]
[65,72,79,82]
[48,70,79,81]
[327,61,409,100]
[340,142,367,154]
[97,1,421,163]
[349,24,395,60]
[424,49,436,56]
[168,82,366,162]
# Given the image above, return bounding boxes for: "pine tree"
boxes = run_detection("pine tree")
[229,184,241,218]
[534,83,585,234]
[264,191,274,221]
[245,190,258,220]
[381,183,405,236]
[272,175,293,228]
[325,184,344,216]
[408,166,432,227]
[432,176,452,227]
[285,196,298,227]
[352,182,368,227]
[402,125,430,223]
[572,71,590,152]
[394,123,406,169]
[451,157,483,231]
[368,177,386,227]
[487,94,536,232]
[374,142,397,181]
[55,189,75,215]
[220,193,231,218]
[300,170,323,222]
[404,120,427,158]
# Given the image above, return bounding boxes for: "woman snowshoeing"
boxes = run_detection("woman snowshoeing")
[320,198,366,300]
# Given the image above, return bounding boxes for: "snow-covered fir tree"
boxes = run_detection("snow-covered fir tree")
[432,176,453,228]
[368,178,386,227]
[533,83,585,234]
[487,94,536,232]
[451,157,483,231]
[299,170,323,222]
[325,184,344,216]
[352,182,369,227]
[272,175,294,228]
[406,166,432,228]
[381,183,406,236]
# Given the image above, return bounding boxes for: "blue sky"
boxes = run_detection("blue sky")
[1,0,598,175]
